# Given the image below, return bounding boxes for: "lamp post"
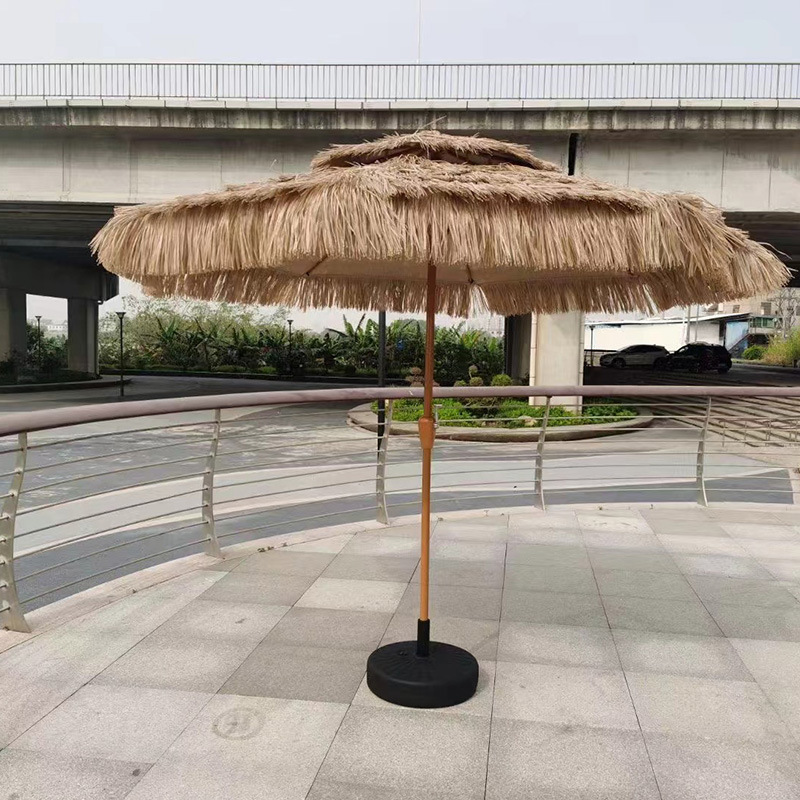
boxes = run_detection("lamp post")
[377,310,387,454]
[34,315,42,372]
[287,318,294,376]
[116,311,126,397]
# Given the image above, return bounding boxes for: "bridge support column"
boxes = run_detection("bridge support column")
[504,314,532,382]
[529,311,585,408]
[0,288,27,363]
[67,298,99,375]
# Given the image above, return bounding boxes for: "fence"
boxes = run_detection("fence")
[2,383,800,632]
[1,63,799,102]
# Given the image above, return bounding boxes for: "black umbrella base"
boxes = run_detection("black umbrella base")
[366,639,479,708]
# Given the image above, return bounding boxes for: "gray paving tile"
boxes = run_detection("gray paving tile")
[0,750,149,800]
[493,661,638,730]
[92,636,259,693]
[287,533,354,553]
[410,558,505,588]
[658,534,749,556]
[760,559,800,581]
[730,639,800,689]
[644,515,728,536]
[687,575,800,608]
[296,577,406,613]
[672,554,774,579]
[603,595,723,636]
[434,517,508,541]
[642,506,714,522]
[340,533,421,558]
[508,511,579,531]
[312,706,490,799]
[429,538,506,562]
[760,687,800,741]
[705,602,800,641]
[721,521,800,540]
[588,548,680,573]
[578,513,653,534]
[498,621,619,669]
[397,582,502,620]
[644,732,800,800]
[741,539,800,560]
[506,541,590,568]
[486,720,660,800]
[502,589,608,628]
[382,613,499,660]
[613,629,753,680]
[595,569,696,600]
[321,554,418,582]
[506,526,584,545]
[583,530,666,551]
[219,643,368,703]
[0,678,78,749]
[126,695,347,800]
[200,571,317,605]
[9,684,212,762]
[202,556,246,571]
[262,607,391,651]
[234,550,336,576]
[708,508,783,524]
[504,563,598,594]
[352,661,495,718]
[144,599,289,644]
[626,671,792,743]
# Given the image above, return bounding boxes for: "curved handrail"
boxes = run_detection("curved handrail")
[4,383,800,437]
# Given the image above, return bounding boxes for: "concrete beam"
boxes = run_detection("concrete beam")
[0,288,27,362]
[2,105,800,134]
[0,252,118,301]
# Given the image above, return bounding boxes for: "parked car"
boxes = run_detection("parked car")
[662,343,732,373]
[599,345,670,369]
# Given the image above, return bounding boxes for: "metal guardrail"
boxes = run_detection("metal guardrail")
[0,63,799,102]
[2,383,800,633]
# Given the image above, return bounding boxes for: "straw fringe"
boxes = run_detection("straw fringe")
[92,131,789,316]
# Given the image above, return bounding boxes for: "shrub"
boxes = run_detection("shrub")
[763,330,800,366]
[742,345,766,361]
[490,373,513,387]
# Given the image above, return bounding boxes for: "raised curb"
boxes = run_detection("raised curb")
[0,375,129,394]
[347,403,653,442]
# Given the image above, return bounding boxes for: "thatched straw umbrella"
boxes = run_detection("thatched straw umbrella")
[93,131,788,708]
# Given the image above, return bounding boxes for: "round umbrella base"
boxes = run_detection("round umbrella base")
[366,640,479,708]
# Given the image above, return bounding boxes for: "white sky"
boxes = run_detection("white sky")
[11,0,798,328]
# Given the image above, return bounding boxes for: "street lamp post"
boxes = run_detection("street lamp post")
[287,318,294,376]
[34,316,42,372]
[116,311,126,397]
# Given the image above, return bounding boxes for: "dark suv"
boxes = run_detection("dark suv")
[662,343,732,374]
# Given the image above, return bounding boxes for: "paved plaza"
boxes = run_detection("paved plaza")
[4,504,800,798]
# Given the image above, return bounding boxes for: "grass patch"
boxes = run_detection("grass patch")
[371,398,636,428]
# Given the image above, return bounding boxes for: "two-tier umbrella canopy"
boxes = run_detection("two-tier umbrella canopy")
[93,130,788,707]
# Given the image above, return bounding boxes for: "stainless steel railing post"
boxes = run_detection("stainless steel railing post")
[0,433,31,633]
[201,409,223,558]
[696,397,711,507]
[376,400,393,525]
[534,397,552,511]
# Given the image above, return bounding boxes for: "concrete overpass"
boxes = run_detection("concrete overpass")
[1,62,799,380]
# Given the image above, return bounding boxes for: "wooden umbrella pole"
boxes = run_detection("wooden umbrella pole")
[417,261,437,657]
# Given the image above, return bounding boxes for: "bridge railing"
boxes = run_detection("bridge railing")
[2,383,800,633]
[0,63,799,102]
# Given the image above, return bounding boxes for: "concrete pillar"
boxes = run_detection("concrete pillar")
[0,288,27,363]
[67,298,99,374]
[529,311,585,408]
[504,314,532,381]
